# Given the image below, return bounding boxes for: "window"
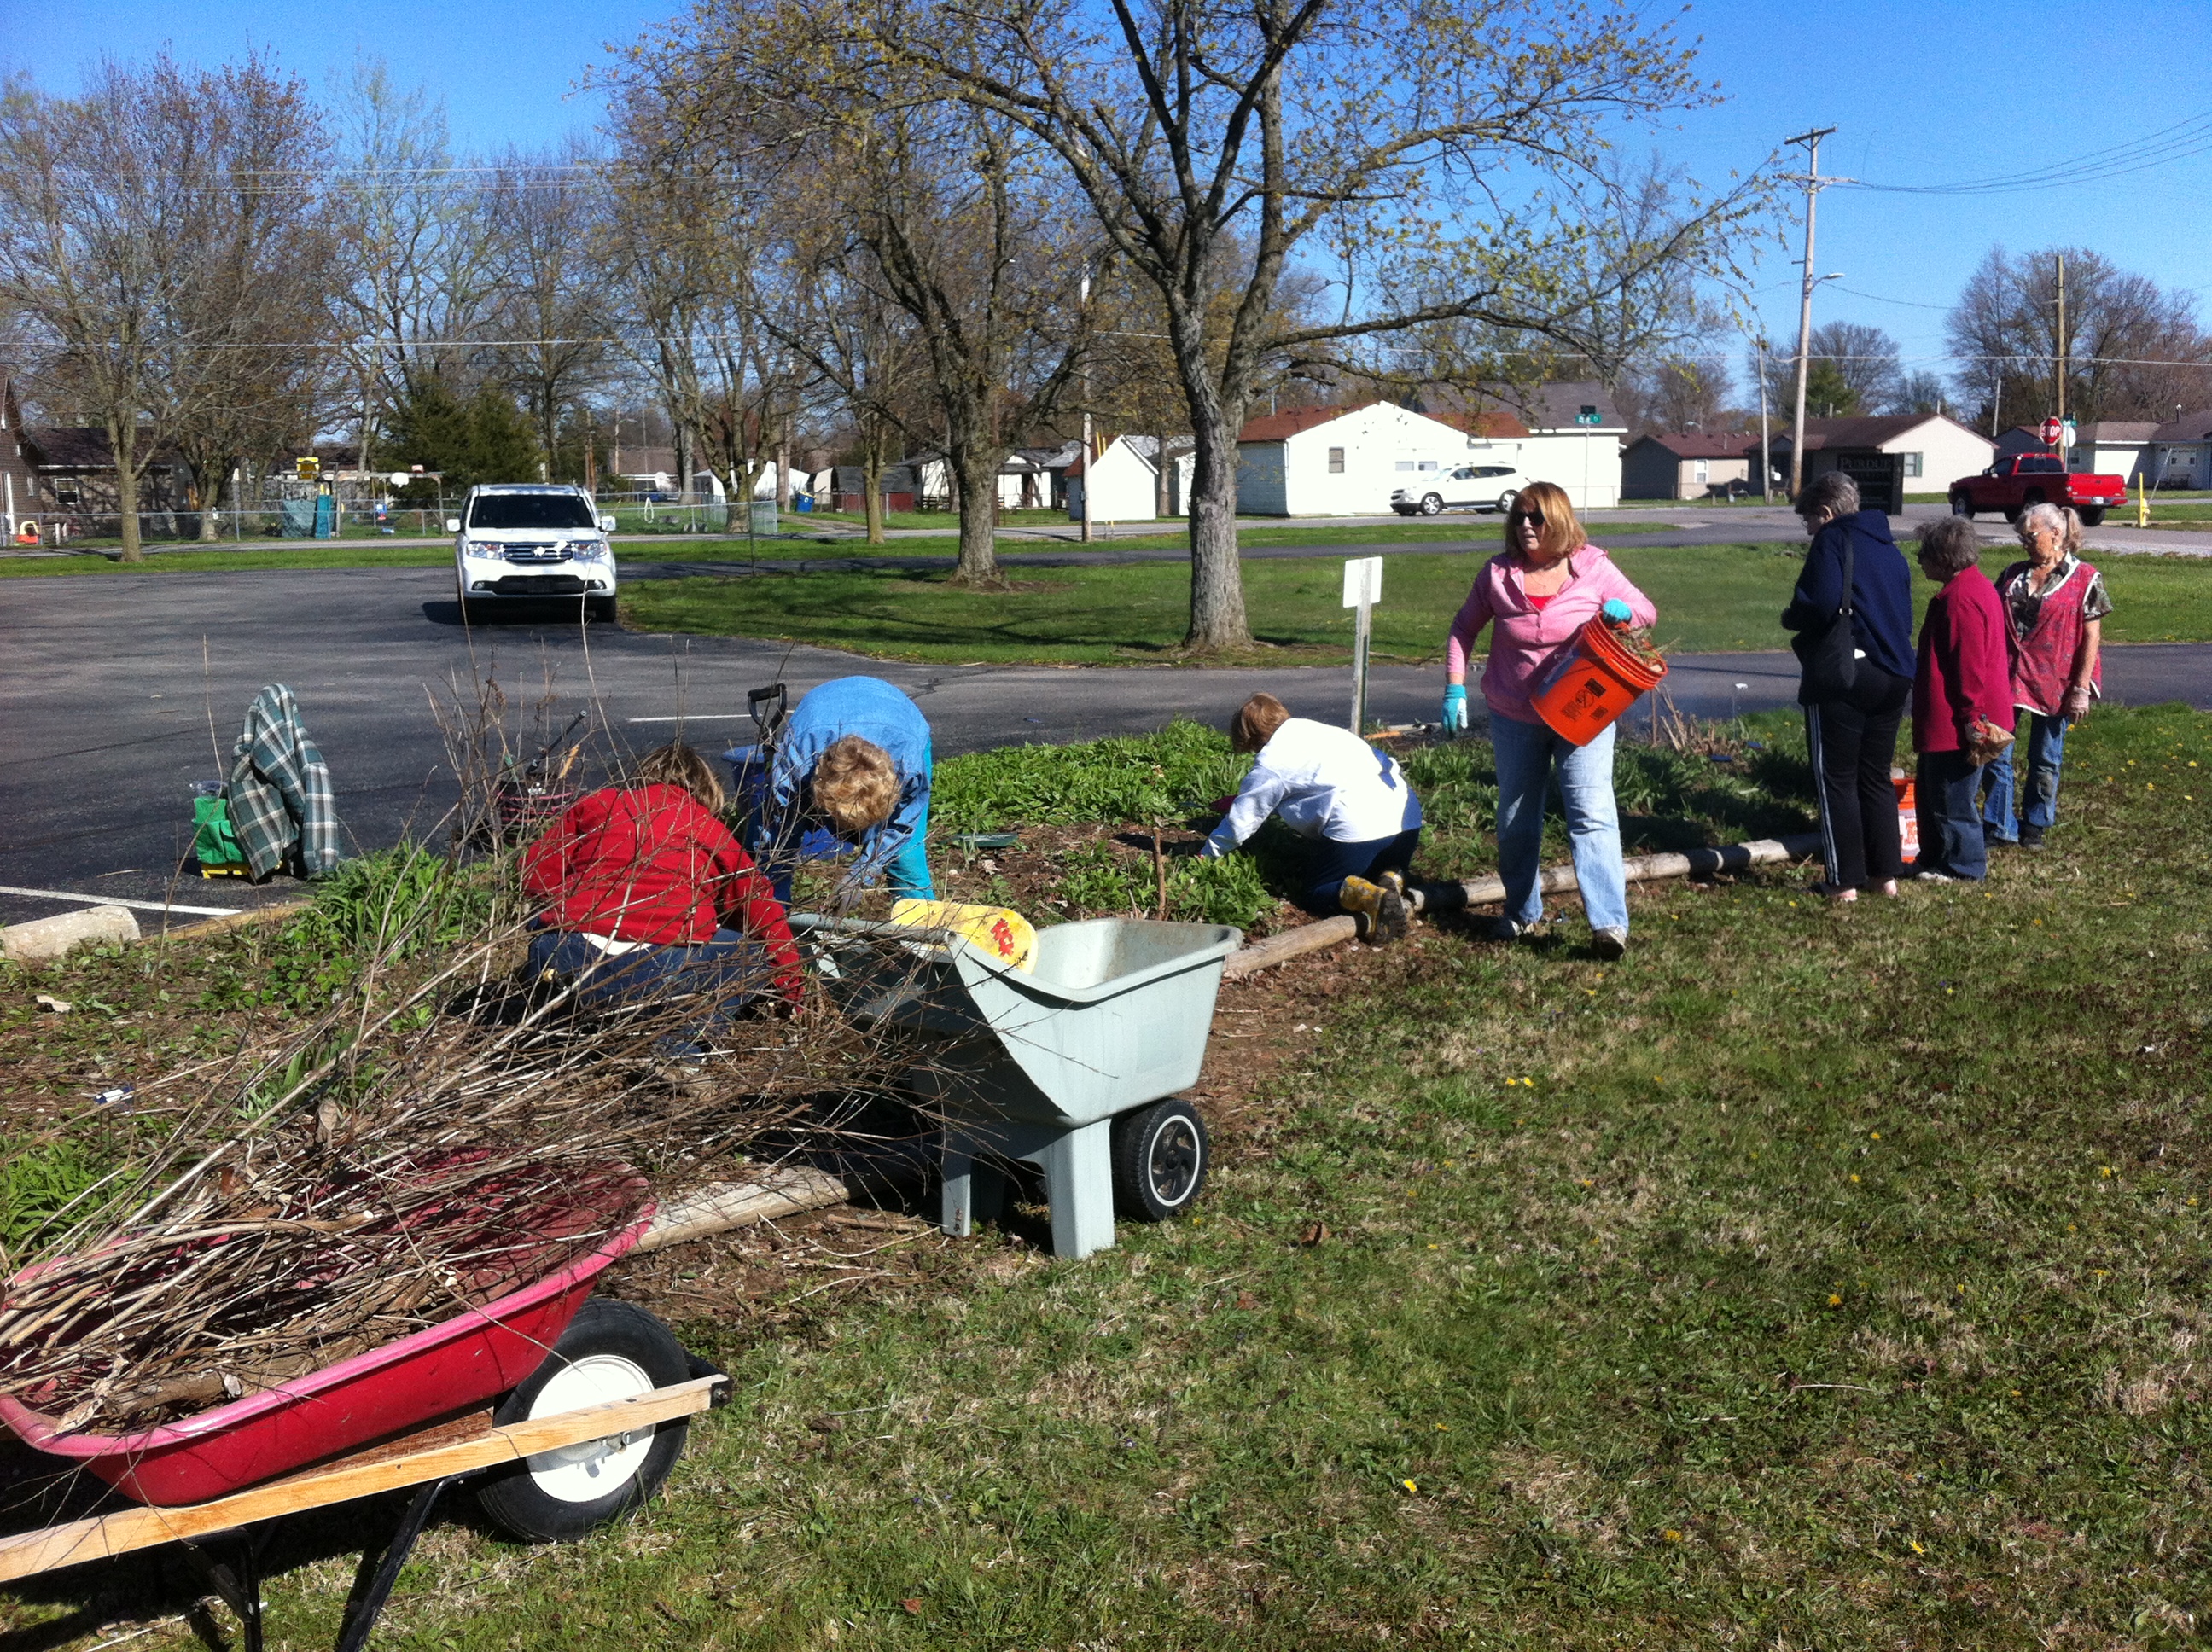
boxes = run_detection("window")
[1476,466,1513,478]
[467,492,597,530]
[1417,460,1437,472]
[1901,452,1923,477]
[1394,460,1415,472]
[1452,467,1474,480]
[1327,446,1345,474]
[2020,455,2063,474]
[1693,459,1709,484]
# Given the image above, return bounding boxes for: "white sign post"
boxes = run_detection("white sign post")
[1342,556,1383,734]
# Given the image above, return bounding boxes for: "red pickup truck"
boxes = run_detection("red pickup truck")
[1948,453,2125,526]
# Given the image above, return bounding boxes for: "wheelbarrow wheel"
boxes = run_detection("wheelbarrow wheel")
[1111,1098,1209,1222]
[475,1298,692,1543]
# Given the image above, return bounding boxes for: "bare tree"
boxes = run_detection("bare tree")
[637,0,1763,650]
[1947,246,2212,429]
[0,54,337,560]
[1614,352,1732,434]
[330,60,501,463]
[485,138,610,476]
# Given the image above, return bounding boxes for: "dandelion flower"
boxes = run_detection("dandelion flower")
[1828,1293,1843,1306]
[1401,1479,1417,1494]
[1909,1539,1925,1556]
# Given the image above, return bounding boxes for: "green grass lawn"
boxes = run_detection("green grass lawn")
[8,707,2206,1648]
[625,544,2212,665]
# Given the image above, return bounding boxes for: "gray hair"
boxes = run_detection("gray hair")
[1917,516,1981,579]
[1793,470,1860,524]
[2017,502,2065,545]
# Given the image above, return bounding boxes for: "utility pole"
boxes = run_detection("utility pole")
[2053,253,2068,434]
[1784,126,1840,501]
[1755,337,1773,503]
[1079,265,1095,544]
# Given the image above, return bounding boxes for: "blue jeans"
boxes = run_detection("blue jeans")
[1491,715,1629,932]
[1980,713,2069,840]
[526,928,769,1051]
[1297,828,1422,916]
[1914,751,1988,880]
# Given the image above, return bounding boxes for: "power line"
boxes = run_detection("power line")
[1848,108,2212,195]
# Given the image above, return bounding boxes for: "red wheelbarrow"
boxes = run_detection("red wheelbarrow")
[0,1165,724,1651]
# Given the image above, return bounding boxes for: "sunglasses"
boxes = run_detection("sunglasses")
[1514,510,1548,529]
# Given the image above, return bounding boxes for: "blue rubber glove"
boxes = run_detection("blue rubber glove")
[1441,684,1468,735]
[1601,598,1634,626]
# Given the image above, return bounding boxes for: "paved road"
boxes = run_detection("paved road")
[6,565,2212,930]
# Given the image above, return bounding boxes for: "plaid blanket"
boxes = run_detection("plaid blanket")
[224,684,340,879]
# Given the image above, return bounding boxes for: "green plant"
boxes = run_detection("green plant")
[934,721,1251,833]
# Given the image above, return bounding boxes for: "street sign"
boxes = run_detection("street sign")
[1575,406,1603,426]
[294,456,320,480]
[1342,557,1383,735]
[2039,416,2064,447]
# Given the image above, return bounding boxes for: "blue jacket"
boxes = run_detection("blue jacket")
[770,676,932,884]
[1783,509,1916,683]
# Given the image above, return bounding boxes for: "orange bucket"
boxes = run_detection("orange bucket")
[1529,619,1668,745]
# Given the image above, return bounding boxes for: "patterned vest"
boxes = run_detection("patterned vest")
[1998,558,2102,716]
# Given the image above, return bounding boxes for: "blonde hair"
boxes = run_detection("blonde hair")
[1503,480,1586,563]
[1230,692,1291,753]
[812,736,899,831]
[632,742,724,813]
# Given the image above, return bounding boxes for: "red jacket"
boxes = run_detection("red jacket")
[1913,567,2016,753]
[522,784,801,999]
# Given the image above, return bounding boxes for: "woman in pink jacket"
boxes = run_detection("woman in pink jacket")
[1441,480,1656,959]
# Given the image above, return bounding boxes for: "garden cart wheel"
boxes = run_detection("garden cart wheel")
[475,1299,692,1542]
[1111,1098,1209,1222]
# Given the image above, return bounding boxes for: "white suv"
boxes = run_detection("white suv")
[1390,462,1527,516]
[450,485,618,623]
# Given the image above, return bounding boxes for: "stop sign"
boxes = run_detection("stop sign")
[2040,416,2065,446]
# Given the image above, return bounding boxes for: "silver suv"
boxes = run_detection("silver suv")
[449,485,618,623]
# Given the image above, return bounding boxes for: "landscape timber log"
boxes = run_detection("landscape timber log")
[1220,833,1823,981]
[159,900,313,944]
[1,905,140,964]
[636,1166,851,1253]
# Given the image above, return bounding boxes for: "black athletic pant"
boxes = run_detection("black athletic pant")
[1803,666,1912,890]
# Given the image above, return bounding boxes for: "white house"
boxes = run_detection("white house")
[1766,415,1994,500]
[1235,403,1481,515]
[1064,434,1194,522]
[1405,381,1626,511]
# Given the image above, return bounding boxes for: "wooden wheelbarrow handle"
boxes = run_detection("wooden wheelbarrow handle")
[0,1374,724,1583]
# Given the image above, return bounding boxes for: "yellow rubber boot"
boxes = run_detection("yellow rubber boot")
[1339,875,1409,943]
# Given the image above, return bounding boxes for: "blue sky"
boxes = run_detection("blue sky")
[8,0,2208,398]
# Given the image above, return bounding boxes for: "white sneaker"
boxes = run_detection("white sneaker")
[1591,928,1628,961]
[1913,870,1956,883]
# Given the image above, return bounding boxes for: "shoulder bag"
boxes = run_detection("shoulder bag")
[1792,526,1859,704]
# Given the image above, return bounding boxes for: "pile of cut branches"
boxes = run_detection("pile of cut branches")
[0,673,944,1435]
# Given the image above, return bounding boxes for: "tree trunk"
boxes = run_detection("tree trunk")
[862,445,886,547]
[775,426,791,508]
[946,442,1002,586]
[1155,434,1172,519]
[112,418,143,563]
[1182,407,1250,651]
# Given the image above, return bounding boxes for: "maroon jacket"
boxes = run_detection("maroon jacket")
[1913,567,2016,753]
